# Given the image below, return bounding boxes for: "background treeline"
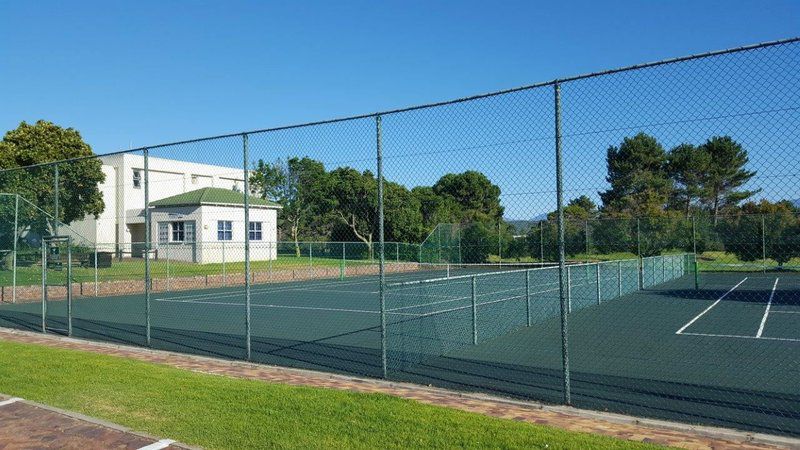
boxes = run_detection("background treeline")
[514,133,800,266]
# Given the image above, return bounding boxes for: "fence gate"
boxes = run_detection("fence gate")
[41,236,72,336]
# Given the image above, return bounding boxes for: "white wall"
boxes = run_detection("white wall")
[149,205,278,264]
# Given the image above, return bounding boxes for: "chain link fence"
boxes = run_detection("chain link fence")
[1,37,799,435]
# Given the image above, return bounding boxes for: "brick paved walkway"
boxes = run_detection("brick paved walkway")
[1,328,797,450]
[0,394,188,449]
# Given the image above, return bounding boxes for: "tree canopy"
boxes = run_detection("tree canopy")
[0,121,104,248]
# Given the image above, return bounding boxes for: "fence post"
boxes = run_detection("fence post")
[539,220,544,262]
[585,220,590,257]
[376,115,388,379]
[498,222,502,266]
[144,148,151,346]
[525,269,531,327]
[94,247,98,297]
[309,242,313,278]
[12,194,18,303]
[67,242,72,337]
[166,243,171,291]
[222,240,227,286]
[41,241,47,333]
[471,275,478,345]
[554,81,571,405]
[691,216,699,290]
[243,134,252,361]
[53,164,59,235]
[340,242,345,280]
[566,265,572,313]
[596,263,601,304]
[617,260,622,297]
[636,218,643,290]
[761,214,767,273]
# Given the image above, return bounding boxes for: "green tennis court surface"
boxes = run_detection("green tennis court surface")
[1,262,798,437]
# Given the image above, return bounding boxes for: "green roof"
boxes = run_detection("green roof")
[150,187,280,208]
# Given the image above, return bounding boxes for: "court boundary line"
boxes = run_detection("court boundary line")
[755,278,779,338]
[679,331,800,343]
[675,277,747,335]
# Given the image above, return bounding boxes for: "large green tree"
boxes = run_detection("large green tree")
[249,157,330,255]
[698,136,758,224]
[0,121,104,248]
[432,171,503,223]
[667,143,711,218]
[599,133,671,216]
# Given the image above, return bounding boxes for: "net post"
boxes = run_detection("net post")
[144,148,151,346]
[554,81,571,405]
[617,260,622,297]
[166,242,171,291]
[662,254,666,283]
[584,220,589,256]
[243,133,252,361]
[12,194,18,303]
[525,269,531,327]
[376,114,388,379]
[636,217,643,290]
[471,275,478,345]
[498,222,502,266]
[596,263,601,305]
[309,242,313,278]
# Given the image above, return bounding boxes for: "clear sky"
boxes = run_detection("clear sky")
[1,1,798,219]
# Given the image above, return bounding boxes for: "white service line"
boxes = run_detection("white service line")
[137,439,176,450]
[756,278,779,338]
[0,397,22,407]
[675,277,748,335]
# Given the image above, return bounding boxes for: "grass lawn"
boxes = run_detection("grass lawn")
[0,340,661,449]
[0,255,379,286]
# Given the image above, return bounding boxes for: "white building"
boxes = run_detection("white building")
[68,153,280,263]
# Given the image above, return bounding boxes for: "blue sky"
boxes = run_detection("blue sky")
[1,1,799,219]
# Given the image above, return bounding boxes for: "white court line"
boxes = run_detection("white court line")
[756,278,779,338]
[153,298,379,315]
[772,310,800,314]
[680,331,800,343]
[138,439,176,450]
[0,397,22,407]
[675,277,748,335]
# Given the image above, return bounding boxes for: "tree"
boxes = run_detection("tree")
[327,167,378,255]
[410,186,460,229]
[699,136,758,224]
[249,157,329,256]
[599,133,671,216]
[667,143,711,218]
[0,121,105,239]
[717,200,800,267]
[432,171,503,223]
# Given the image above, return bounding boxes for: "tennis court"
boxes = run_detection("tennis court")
[1,257,799,436]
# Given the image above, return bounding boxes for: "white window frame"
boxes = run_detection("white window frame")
[171,221,185,243]
[249,222,263,241]
[218,220,233,241]
[132,170,142,189]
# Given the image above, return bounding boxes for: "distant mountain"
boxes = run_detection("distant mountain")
[794,199,800,208]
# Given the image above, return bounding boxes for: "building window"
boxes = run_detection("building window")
[158,223,169,244]
[217,221,233,241]
[172,221,185,242]
[249,222,262,241]
[133,170,141,188]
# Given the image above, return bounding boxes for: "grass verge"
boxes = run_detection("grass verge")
[0,339,661,449]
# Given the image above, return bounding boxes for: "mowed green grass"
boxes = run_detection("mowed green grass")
[0,255,375,285]
[0,340,662,449]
